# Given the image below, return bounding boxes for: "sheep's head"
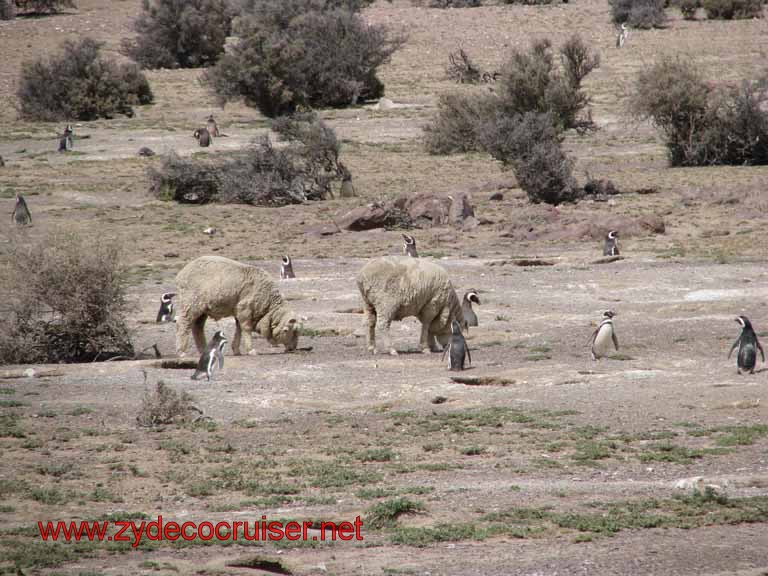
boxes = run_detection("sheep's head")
[272,317,299,352]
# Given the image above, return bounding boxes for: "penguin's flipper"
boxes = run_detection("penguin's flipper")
[728,337,740,359]
[441,344,449,362]
[466,344,471,366]
[758,338,765,363]
[585,328,598,347]
[156,306,164,323]
[612,331,619,351]
[191,371,199,381]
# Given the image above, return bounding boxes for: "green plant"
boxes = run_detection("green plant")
[702,0,762,18]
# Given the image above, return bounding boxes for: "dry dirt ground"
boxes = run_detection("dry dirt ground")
[2,0,768,575]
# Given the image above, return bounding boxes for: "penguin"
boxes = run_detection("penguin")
[586,310,619,360]
[156,292,176,323]
[58,124,73,152]
[461,290,480,332]
[442,319,471,371]
[603,230,620,256]
[402,234,418,257]
[11,193,31,226]
[194,127,211,147]
[191,330,227,381]
[616,23,628,48]
[206,114,220,138]
[729,315,765,375]
[280,255,296,279]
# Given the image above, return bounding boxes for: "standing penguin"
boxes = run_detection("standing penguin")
[11,193,32,226]
[280,255,296,279]
[587,310,619,360]
[729,315,765,375]
[206,114,220,138]
[402,234,418,257]
[442,319,471,371]
[58,124,73,152]
[194,127,211,147]
[156,292,176,323]
[461,290,480,332]
[191,330,228,381]
[603,230,620,256]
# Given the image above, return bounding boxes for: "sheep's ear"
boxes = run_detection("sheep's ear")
[283,318,297,332]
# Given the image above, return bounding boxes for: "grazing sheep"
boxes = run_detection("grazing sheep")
[357,256,464,356]
[175,256,300,356]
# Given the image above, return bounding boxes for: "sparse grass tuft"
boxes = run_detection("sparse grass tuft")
[366,497,425,529]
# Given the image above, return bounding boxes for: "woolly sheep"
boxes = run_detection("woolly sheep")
[175,256,300,356]
[356,256,464,356]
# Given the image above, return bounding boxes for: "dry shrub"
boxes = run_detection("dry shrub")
[480,111,581,205]
[17,37,153,121]
[136,380,195,427]
[631,59,768,166]
[0,231,133,365]
[122,0,233,69]
[677,0,700,17]
[204,0,404,117]
[14,0,75,13]
[702,0,762,18]
[609,0,667,27]
[150,114,346,205]
[0,0,16,19]
[412,0,482,6]
[425,35,598,156]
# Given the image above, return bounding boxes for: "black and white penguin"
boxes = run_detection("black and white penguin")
[461,290,480,331]
[12,193,32,226]
[58,124,73,152]
[156,292,176,323]
[442,319,471,371]
[402,234,418,257]
[729,315,765,374]
[280,255,296,279]
[603,230,620,256]
[191,330,227,381]
[587,310,619,361]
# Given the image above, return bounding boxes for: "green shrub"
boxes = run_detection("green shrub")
[122,0,233,69]
[702,0,762,18]
[610,0,667,27]
[17,37,153,121]
[423,91,496,154]
[631,58,768,166]
[0,231,133,364]
[204,0,404,117]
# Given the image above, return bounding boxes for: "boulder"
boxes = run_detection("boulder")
[336,203,395,231]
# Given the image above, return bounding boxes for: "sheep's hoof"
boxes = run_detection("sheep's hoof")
[422,348,432,354]
[248,349,258,356]
[389,349,398,357]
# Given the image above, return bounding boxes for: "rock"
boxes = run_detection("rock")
[336,203,395,231]
[304,222,341,237]
[674,476,727,495]
[163,252,179,258]
[24,368,35,378]
[399,193,452,226]
[138,147,155,157]
[0,155,5,167]
[461,216,479,231]
[489,191,504,201]
[639,215,665,234]
[376,97,395,110]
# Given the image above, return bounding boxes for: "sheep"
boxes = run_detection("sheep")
[175,256,300,356]
[356,256,464,356]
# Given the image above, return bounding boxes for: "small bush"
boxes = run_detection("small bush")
[136,381,195,427]
[480,111,580,205]
[0,0,16,19]
[14,0,75,14]
[631,58,768,166]
[423,91,496,154]
[425,35,598,154]
[122,0,233,69]
[702,0,762,18]
[0,231,133,365]
[610,0,667,27]
[677,0,700,18]
[17,37,153,121]
[204,1,404,117]
[151,114,346,205]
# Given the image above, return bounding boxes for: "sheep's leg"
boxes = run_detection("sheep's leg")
[191,315,208,353]
[420,306,442,353]
[375,307,397,356]
[232,318,242,356]
[239,318,256,356]
[364,305,377,354]
[175,313,191,357]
